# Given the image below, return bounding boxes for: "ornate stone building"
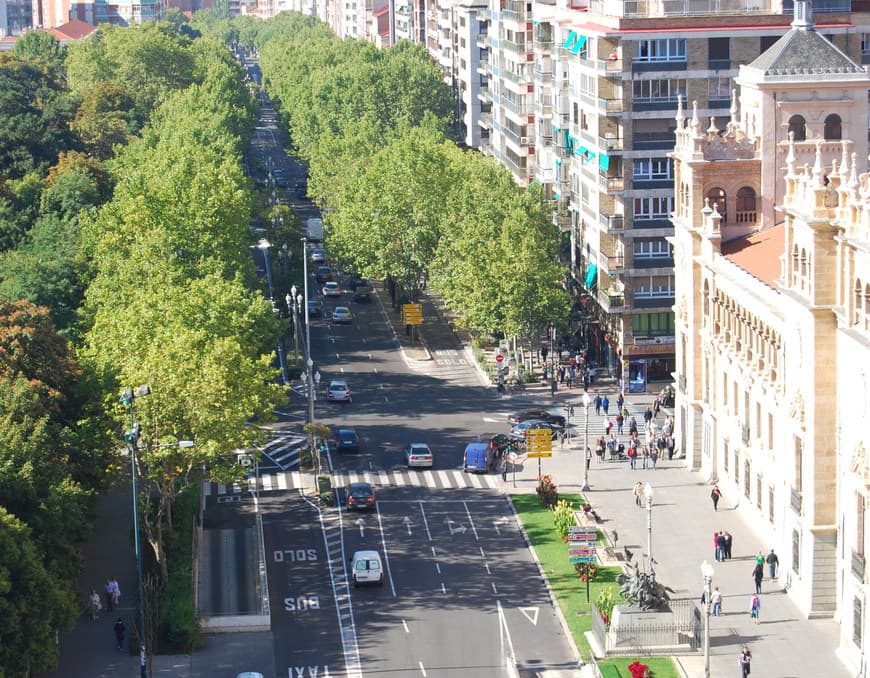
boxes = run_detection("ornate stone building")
[671,1,870,665]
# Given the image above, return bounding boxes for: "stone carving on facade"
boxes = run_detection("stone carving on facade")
[848,443,870,487]
[789,389,806,428]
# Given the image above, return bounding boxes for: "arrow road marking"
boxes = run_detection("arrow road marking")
[403,516,412,535]
[519,607,540,625]
[493,517,509,535]
[445,518,466,536]
[355,518,366,537]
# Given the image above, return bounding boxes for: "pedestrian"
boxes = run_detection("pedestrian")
[88,589,102,622]
[641,444,650,470]
[570,364,576,382]
[559,365,566,383]
[752,562,763,594]
[716,532,726,562]
[724,531,733,559]
[750,594,761,624]
[766,549,779,579]
[710,485,721,511]
[713,532,721,562]
[606,418,613,436]
[616,412,624,435]
[667,435,675,460]
[109,577,120,608]
[711,587,722,616]
[755,550,765,569]
[628,442,638,469]
[541,346,548,362]
[617,392,624,411]
[104,579,115,611]
[550,378,557,396]
[739,646,752,677]
[602,395,610,415]
[650,446,658,470]
[653,397,661,417]
[583,372,590,391]
[566,373,573,389]
[633,480,643,507]
[644,406,653,424]
[585,446,592,471]
[114,618,126,650]
[594,392,602,415]
[629,416,638,435]
[607,434,618,461]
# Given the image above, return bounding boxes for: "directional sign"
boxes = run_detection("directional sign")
[402,303,423,326]
[567,533,596,542]
[569,556,597,563]
[568,527,597,539]
[569,548,597,556]
[526,451,553,458]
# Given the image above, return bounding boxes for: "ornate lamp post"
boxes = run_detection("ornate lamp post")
[582,391,592,491]
[701,560,714,678]
[644,482,655,571]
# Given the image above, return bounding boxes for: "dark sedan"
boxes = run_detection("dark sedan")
[335,428,360,453]
[507,409,566,428]
[508,420,562,441]
[346,482,376,511]
[306,300,322,319]
[477,433,514,458]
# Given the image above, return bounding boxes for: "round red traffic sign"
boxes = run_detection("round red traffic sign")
[495,354,505,363]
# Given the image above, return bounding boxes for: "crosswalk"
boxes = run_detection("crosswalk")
[257,432,307,470]
[202,467,504,496]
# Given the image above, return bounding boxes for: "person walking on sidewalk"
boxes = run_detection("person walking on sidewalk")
[104,579,115,612]
[633,480,644,507]
[711,485,722,511]
[628,441,638,469]
[711,587,722,616]
[739,646,752,677]
[109,576,120,608]
[616,411,624,435]
[752,562,764,594]
[617,392,624,412]
[750,594,761,624]
[629,416,638,436]
[594,393,602,415]
[716,532,726,562]
[585,446,592,471]
[602,395,610,415]
[88,589,102,622]
[724,531,733,559]
[644,406,653,425]
[766,549,779,580]
[114,618,126,650]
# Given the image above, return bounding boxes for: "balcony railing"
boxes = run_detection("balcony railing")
[597,98,624,113]
[741,425,750,445]
[598,175,624,192]
[600,135,624,151]
[790,487,802,514]
[678,373,686,393]
[599,288,626,312]
[853,551,866,582]
[599,213,624,231]
[500,38,528,53]
[500,67,530,85]
[589,0,773,17]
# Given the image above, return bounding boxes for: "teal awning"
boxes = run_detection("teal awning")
[599,153,610,171]
[555,158,561,165]
[584,264,598,288]
[576,145,587,157]
[585,151,596,164]
[570,35,588,54]
[562,31,578,49]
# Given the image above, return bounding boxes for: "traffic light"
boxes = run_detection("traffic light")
[120,388,135,407]
[124,422,141,446]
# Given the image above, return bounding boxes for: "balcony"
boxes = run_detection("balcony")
[500,68,531,86]
[503,125,531,147]
[501,97,533,117]
[741,424,750,445]
[852,551,866,583]
[604,254,624,270]
[678,373,686,393]
[500,39,528,54]
[597,175,624,192]
[600,135,623,151]
[599,288,625,313]
[597,98,624,113]
[479,112,492,129]
[633,133,676,151]
[599,213,624,231]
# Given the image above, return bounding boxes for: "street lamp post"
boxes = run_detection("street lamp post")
[582,391,592,491]
[257,239,288,386]
[701,560,714,678]
[121,385,151,678]
[644,482,655,571]
[286,286,301,365]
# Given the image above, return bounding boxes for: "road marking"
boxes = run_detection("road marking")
[479,547,486,558]
[262,475,273,491]
[348,471,359,484]
[418,661,427,676]
[420,502,433,541]
[519,607,540,625]
[402,516,412,535]
[422,470,435,487]
[402,619,409,633]
[467,473,483,489]
[452,471,467,488]
[435,562,441,574]
[375,505,397,598]
[277,473,288,490]
[368,353,372,360]
[378,471,390,486]
[465,503,480,540]
[407,471,421,487]
[491,582,498,594]
[485,562,491,575]
[392,471,405,486]
[441,583,446,594]
[384,395,389,403]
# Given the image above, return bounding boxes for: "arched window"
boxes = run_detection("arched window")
[788,115,806,141]
[800,248,809,290]
[736,187,757,222]
[856,279,864,325]
[792,245,800,287]
[706,188,727,224]
[824,114,842,141]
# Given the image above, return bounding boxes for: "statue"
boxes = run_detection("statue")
[617,562,671,611]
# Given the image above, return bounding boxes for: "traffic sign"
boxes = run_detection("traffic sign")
[569,548,597,556]
[567,527,597,539]
[569,556,597,563]
[402,303,423,325]
[526,451,552,458]
[567,534,596,542]
[495,353,504,363]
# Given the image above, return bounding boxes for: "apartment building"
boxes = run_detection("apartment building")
[0,0,31,34]
[528,0,861,391]
[671,2,870,661]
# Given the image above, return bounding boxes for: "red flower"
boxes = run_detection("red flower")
[628,661,649,678]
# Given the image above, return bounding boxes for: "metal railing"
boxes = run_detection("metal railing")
[590,600,701,657]
[790,487,802,514]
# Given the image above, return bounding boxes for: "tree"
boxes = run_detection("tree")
[13,30,65,67]
[70,81,140,160]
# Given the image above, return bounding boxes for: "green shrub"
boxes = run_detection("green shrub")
[552,499,574,541]
[596,587,616,627]
[536,475,558,508]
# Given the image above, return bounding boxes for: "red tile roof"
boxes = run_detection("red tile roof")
[49,19,98,40]
[721,224,785,290]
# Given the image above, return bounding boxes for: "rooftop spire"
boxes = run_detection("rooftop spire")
[792,0,814,31]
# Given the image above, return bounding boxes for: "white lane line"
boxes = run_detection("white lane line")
[402,619,409,633]
[479,546,486,558]
[452,470,467,488]
[277,473,288,490]
[422,471,436,487]
[378,471,390,486]
[485,562,491,575]
[491,582,498,594]
[379,383,384,390]
[435,562,441,574]
[408,471,422,487]
[464,502,480,540]
[375,504,397,598]
[391,471,405,486]
[420,502,433,541]
[369,353,373,360]
[467,473,483,489]
[441,583,446,594]
[374,368,378,375]
[262,475,273,491]
[384,395,389,403]
[336,353,340,359]
[340,366,344,373]
[418,661,427,676]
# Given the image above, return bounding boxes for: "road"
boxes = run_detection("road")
[215,53,580,678]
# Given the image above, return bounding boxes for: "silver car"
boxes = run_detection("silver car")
[327,380,352,403]
[404,443,434,468]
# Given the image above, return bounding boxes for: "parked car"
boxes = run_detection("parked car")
[315,265,332,283]
[346,482,375,510]
[346,274,367,291]
[350,550,384,586]
[507,409,566,428]
[327,380,352,403]
[333,306,353,324]
[322,281,342,297]
[476,433,514,458]
[508,420,561,441]
[463,441,497,473]
[335,428,360,453]
[404,443,434,468]
[306,300,322,319]
[310,248,326,263]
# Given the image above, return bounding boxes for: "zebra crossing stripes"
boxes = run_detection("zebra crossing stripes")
[202,467,503,496]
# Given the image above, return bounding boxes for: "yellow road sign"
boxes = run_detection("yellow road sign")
[402,303,423,325]
[526,451,553,458]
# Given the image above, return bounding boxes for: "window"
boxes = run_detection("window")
[633,79,686,102]
[768,486,775,524]
[580,73,596,96]
[636,38,687,62]
[858,492,866,557]
[633,157,673,181]
[708,37,730,61]
[632,312,674,336]
[795,436,803,491]
[789,115,806,141]
[760,35,778,52]
[634,275,675,299]
[708,76,730,102]
[824,113,842,140]
[792,528,801,575]
[706,188,727,222]
[744,460,751,498]
[756,476,763,509]
[634,196,674,220]
[723,441,729,473]
[855,598,864,648]
[633,238,672,259]
[736,187,756,212]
